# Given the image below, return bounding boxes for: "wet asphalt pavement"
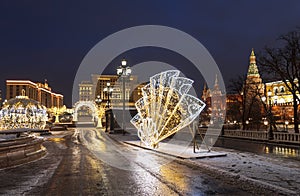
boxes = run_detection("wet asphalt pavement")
[0,128,288,195]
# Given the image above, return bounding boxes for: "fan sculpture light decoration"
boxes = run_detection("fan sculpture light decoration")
[0,92,48,130]
[130,70,206,148]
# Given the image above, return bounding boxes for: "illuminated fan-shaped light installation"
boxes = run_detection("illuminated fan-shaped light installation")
[0,94,48,130]
[131,70,206,148]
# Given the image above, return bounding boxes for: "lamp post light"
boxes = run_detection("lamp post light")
[267,89,274,140]
[263,119,268,131]
[103,82,113,108]
[95,95,103,128]
[261,90,273,139]
[117,58,131,135]
[245,120,249,130]
[285,120,289,132]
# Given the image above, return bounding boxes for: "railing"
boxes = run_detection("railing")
[198,127,300,144]
[273,132,300,144]
[224,130,268,140]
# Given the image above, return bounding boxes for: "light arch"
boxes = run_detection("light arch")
[73,101,98,122]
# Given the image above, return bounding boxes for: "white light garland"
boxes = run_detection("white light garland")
[0,96,48,130]
[131,70,206,148]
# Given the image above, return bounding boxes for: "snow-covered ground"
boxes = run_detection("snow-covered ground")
[192,147,300,194]
[108,130,300,194]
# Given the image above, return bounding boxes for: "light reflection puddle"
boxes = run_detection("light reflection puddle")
[47,138,67,149]
[47,138,65,143]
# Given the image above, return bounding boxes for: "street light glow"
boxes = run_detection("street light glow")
[121,59,127,66]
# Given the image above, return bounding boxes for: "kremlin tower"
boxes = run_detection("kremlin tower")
[243,48,264,129]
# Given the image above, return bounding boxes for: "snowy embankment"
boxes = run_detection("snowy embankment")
[189,148,299,195]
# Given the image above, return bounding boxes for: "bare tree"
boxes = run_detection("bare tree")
[227,75,246,94]
[227,75,245,128]
[258,29,300,133]
[227,75,264,130]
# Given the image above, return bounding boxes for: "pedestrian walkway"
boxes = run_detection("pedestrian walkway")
[108,132,227,159]
[108,130,299,195]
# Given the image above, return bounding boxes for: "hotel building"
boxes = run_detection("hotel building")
[6,80,63,108]
[78,74,144,108]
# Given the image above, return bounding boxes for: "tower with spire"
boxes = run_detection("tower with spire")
[200,74,226,126]
[212,74,222,96]
[243,48,264,129]
[201,83,210,100]
[245,48,264,94]
[247,48,260,78]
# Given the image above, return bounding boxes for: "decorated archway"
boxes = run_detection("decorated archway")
[73,101,98,122]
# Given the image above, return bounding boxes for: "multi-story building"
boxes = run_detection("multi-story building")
[264,80,297,123]
[201,75,226,125]
[265,80,297,106]
[6,80,63,108]
[94,75,119,103]
[79,81,93,101]
[77,74,144,109]
[94,75,141,108]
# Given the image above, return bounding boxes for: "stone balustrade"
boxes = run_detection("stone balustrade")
[224,130,268,141]
[273,132,300,144]
[0,136,46,169]
[198,127,300,144]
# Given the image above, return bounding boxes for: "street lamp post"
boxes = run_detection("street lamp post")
[103,82,113,108]
[245,120,249,130]
[263,119,268,131]
[261,89,273,140]
[117,58,131,135]
[285,120,289,132]
[267,90,274,140]
[95,95,103,128]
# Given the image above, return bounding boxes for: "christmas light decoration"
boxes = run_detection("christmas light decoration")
[0,93,48,130]
[131,70,206,148]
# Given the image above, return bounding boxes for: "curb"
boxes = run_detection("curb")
[0,136,46,169]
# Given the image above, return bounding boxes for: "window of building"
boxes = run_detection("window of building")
[274,87,278,94]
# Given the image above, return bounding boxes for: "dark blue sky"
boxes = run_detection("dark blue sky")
[1,1,300,107]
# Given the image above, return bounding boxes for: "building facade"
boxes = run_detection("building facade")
[201,75,226,125]
[79,81,93,101]
[76,74,145,121]
[6,80,63,108]
[265,80,299,124]
[94,75,141,108]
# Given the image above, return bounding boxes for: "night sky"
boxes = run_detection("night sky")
[1,1,300,107]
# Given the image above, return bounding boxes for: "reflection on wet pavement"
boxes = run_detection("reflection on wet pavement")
[0,129,274,195]
[46,137,67,149]
[265,146,300,158]
[159,164,189,192]
[80,129,251,195]
[215,137,300,160]
[47,138,65,143]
